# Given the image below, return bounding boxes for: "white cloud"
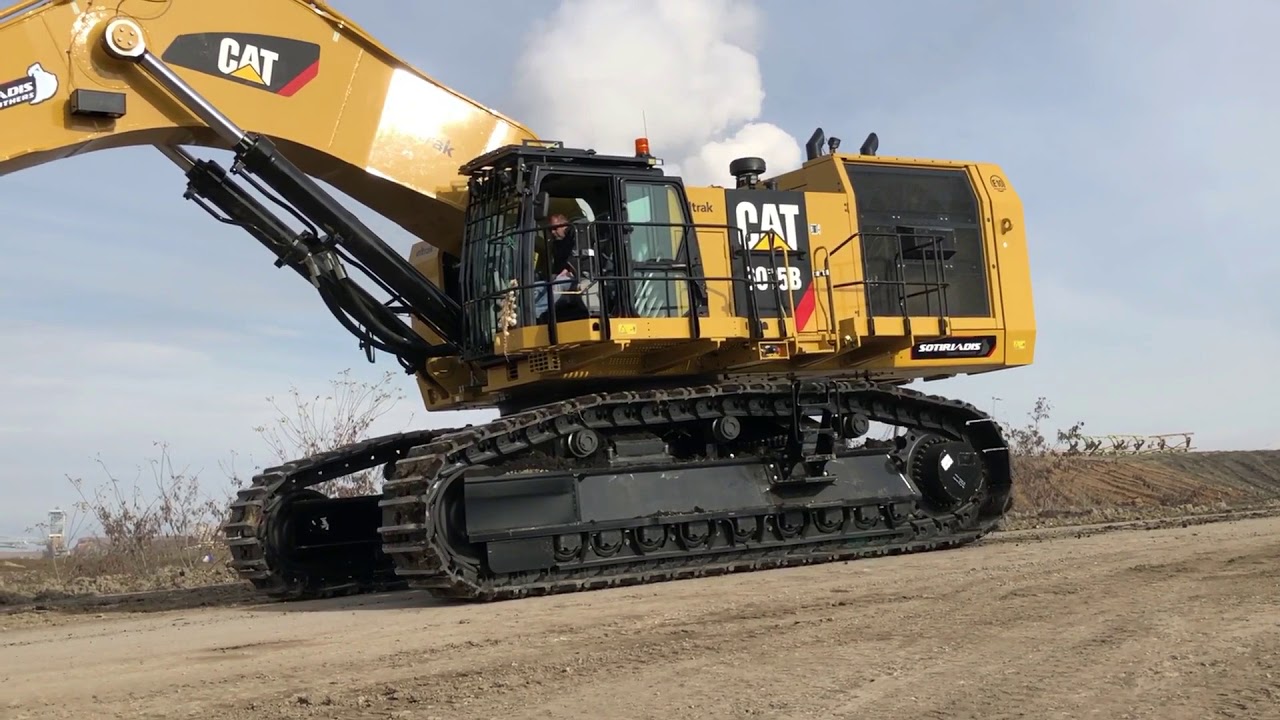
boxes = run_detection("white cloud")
[510,0,801,183]
[679,122,804,186]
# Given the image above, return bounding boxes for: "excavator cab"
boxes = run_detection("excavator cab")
[458,140,705,362]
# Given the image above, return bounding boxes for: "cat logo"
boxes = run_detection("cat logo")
[724,189,816,329]
[162,32,321,96]
[733,199,801,253]
[218,38,278,86]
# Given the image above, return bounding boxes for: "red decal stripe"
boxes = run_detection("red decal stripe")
[277,60,319,97]
[795,285,817,333]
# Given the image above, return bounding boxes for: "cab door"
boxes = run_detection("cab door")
[618,179,700,321]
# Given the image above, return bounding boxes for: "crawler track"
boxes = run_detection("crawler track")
[222,430,442,599]
[222,378,1012,602]
[377,377,1012,601]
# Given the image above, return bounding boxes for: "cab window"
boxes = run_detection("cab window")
[623,182,691,318]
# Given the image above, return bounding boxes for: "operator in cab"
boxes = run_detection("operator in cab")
[532,213,586,322]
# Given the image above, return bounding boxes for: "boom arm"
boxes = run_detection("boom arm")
[0,0,539,366]
[0,0,536,258]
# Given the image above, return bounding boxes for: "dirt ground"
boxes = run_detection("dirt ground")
[4,449,1279,718]
[2,511,1279,720]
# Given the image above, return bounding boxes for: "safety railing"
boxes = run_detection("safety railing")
[749,238,804,340]
[461,218,768,356]
[819,229,954,336]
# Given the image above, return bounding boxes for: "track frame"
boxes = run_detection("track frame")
[223,378,1011,603]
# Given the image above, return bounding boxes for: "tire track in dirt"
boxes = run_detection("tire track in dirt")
[13,515,1265,720]
[4,514,1280,720]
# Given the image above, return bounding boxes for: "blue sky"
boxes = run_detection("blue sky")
[0,0,1275,537]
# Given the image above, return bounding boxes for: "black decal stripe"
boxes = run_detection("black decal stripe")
[726,189,813,321]
[277,59,319,96]
[161,32,320,95]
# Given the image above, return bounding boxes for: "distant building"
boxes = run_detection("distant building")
[72,537,107,555]
[45,508,68,558]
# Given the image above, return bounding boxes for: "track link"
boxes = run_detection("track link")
[377,378,1013,602]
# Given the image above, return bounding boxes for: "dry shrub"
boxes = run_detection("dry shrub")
[996,397,1209,518]
[69,442,229,569]
[0,443,240,599]
[1000,397,1100,513]
[2,370,411,601]
[250,368,407,497]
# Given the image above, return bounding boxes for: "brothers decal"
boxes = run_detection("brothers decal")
[0,62,58,111]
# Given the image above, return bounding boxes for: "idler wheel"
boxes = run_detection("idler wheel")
[911,438,984,511]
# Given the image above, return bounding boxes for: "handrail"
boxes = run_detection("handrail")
[821,229,955,337]
[464,217,968,356]
[461,218,766,357]
[763,243,799,338]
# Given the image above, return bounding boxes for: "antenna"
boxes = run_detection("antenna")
[642,110,649,138]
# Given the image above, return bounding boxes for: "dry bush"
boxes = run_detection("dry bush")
[66,442,230,574]
[249,368,409,497]
[0,443,240,599]
[993,397,1216,520]
[1,370,412,601]
[998,396,1098,513]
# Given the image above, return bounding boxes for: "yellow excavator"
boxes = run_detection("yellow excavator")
[0,0,1035,601]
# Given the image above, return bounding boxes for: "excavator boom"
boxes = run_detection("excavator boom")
[0,0,536,259]
[0,0,542,364]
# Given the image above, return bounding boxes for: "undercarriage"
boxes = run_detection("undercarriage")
[223,377,1012,602]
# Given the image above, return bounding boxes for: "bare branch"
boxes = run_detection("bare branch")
[249,369,409,497]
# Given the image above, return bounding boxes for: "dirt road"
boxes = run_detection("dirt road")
[3,514,1279,720]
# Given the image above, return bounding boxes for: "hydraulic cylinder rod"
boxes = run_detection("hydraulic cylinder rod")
[154,145,440,366]
[101,17,463,351]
